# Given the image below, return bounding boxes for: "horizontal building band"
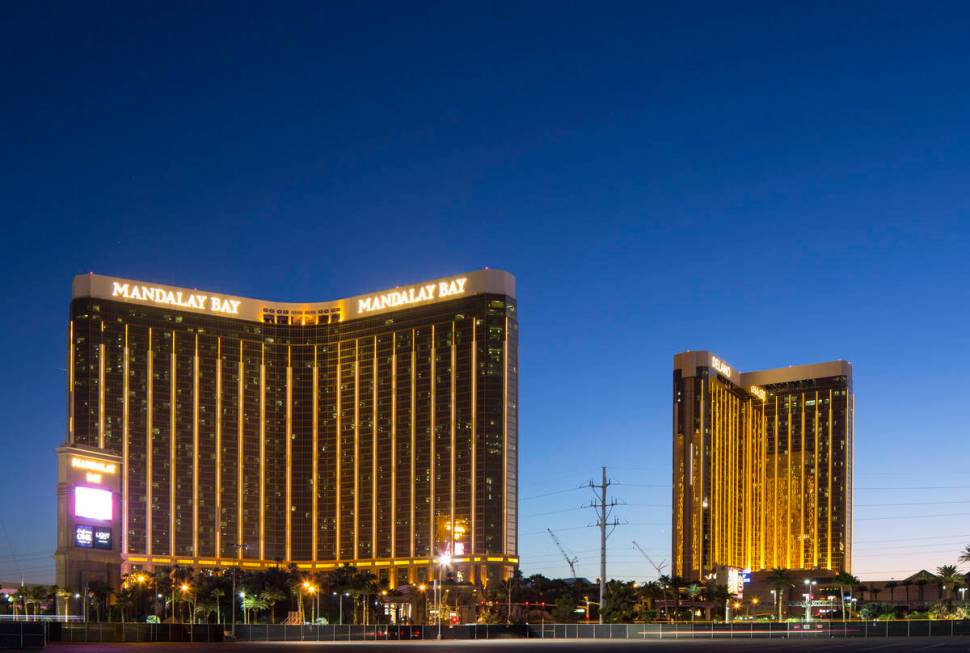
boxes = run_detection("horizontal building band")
[58,270,519,590]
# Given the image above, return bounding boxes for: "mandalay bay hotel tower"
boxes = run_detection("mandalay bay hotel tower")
[672,351,853,582]
[57,270,518,591]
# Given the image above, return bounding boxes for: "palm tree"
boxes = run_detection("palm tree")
[902,579,912,605]
[833,572,859,620]
[212,588,225,624]
[936,565,962,606]
[657,575,673,619]
[959,545,970,567]
[885,581,898,603]
[916,578,927,603]
[766,569,793,621]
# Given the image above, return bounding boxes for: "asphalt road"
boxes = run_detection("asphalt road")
[47,638,970,653]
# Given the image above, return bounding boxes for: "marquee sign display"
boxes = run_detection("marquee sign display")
[74,486,112,521]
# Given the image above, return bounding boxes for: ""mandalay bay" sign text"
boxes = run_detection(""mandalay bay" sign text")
[112,282,241,315]
[357,277,468,314]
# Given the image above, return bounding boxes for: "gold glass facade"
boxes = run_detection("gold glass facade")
[672,351,852,581]
[57,270,518,590]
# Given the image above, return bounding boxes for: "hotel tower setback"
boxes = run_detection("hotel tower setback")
[57,270,518,591]
[672,351,853,581]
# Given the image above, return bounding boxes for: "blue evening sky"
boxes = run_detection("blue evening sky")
[2,1,970,584]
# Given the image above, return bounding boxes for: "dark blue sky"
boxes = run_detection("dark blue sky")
[3,1,970,583]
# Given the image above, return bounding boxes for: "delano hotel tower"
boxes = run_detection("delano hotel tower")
[57,270,518,591]
[672,351,853,582]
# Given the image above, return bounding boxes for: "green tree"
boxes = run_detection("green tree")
[550,595,578,623]
[766,569,793,620]
[86,580,112,622]
[832,572,858,619]
[602,580,637,623]
[937,565,962,605]
[705,584,732,622]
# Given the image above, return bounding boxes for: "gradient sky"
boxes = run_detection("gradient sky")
[3,1,970,585]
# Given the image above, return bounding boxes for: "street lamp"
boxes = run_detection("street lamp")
[803,580,817,622]
[434,554,452,640]
[180,583,193,624]
[770,589,778,621]
[239,592,247,625]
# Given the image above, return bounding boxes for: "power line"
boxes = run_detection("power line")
[858,511,970,521]
[522,486,584,501]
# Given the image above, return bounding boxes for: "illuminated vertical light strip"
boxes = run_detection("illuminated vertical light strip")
[430,325,436,556]
[812,390,819,569]
[193,334,200,559]
[390,334,397,559]
[799,392,806,568]
[843,386,855,572]
[170,333,176,557]
[335,342,341,562]
[449,323,456,557]
[237,343,244,561]
[785,396,792,569]
[354,339,360,561]
[146,328,153,557]
[259,344,266,562]
[372,336,378,560]
[215,339,222,558]
[312,346,318,562]
[710,384,717,566]
[501,319,507,556]
[122,325,129,555]
[697,378,704,576]
[761,405,767,569]
[68,321,74,443]
[409,332,416,559]
[827,389,833,570]
[745,396,752,570]
[98,323,105,449]
[772,396,778,568]
[470,321,477,557]
[285,346,292,562]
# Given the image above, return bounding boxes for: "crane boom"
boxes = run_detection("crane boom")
[632,540,667,578]
[547,528,579,579]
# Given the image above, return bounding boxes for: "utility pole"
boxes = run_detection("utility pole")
[587,466,620,624]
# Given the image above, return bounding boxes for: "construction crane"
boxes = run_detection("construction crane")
[547,528,579,579]
[632,540,667,579]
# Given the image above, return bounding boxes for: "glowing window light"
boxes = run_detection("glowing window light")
[75,486,112,521]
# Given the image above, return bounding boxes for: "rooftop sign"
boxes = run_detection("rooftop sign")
[111,282,241,315]
[357,277,467,314]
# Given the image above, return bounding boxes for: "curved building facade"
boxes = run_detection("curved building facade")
[57,270,518,591]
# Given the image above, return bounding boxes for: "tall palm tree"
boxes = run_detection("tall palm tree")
[657,575,673,619]
[766,569,793,621]
[902,579,912,605]
[936,565,962,606]
[959,545,970,566]
[833,572,859,620]
[885,581,897,603]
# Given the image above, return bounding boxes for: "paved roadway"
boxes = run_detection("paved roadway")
[48,639,970,652]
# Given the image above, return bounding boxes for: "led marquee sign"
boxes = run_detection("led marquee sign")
[75,486,112,521]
